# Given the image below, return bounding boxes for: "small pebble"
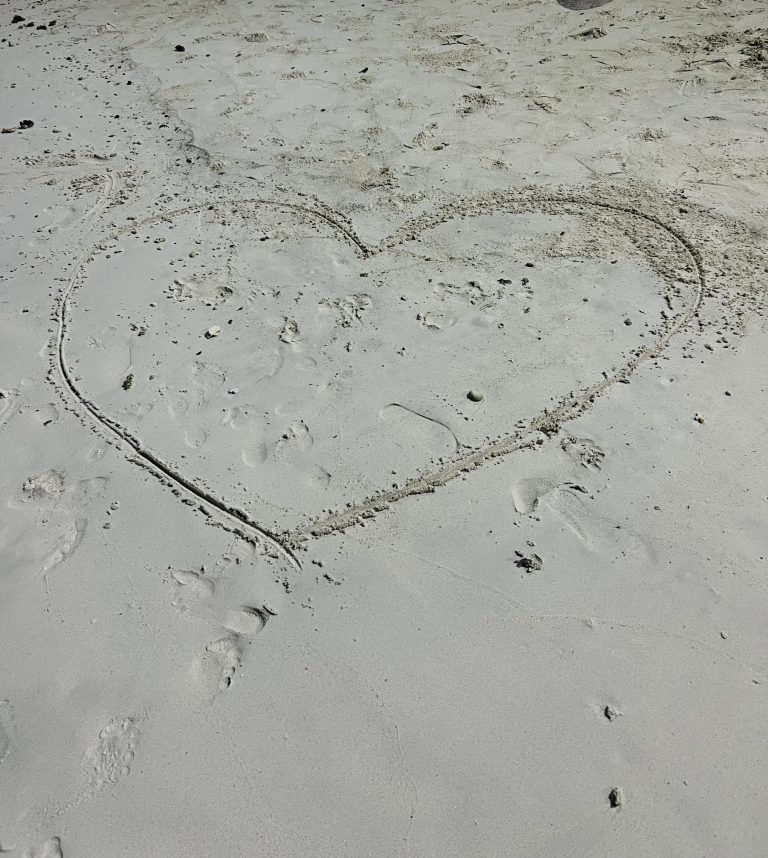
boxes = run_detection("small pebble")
[174,44,185,52]
[204,325,221,339]
[19,119,34,129]
[608,787,624,809]
[694,413,705,424]
[467,389,484,402]
[624,317,632,326]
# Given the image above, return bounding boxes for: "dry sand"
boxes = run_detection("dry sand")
[1,0,767,855]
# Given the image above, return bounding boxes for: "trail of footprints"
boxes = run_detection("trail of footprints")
[38,190,715,835]
[163,357,328,490]
[170,551,275,699]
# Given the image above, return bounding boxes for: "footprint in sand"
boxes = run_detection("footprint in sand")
[41,203,78,235]
[319,292,372,328]
[511,476,559,515]
[304,464,331,489]
[220,405,270,467]
[172,562,274,699]
[560,434,605,471]
[274,419,314,461]
[167,274,233,307]
[21,836,63,858]
[183,426,208,450]
[223,605,271,636]
[82,717,142,791]
[43,518,87,573]
[241,436,268,468]
[16,473,104,574]
[22,470,66,503]
[166,361,226,421]
[198,635,243,693]
[170,568,216,619]
[199,605,272,694]
[272,419,333,491]
[417,309,457,330]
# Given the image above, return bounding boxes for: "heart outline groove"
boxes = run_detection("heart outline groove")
[53,187,705,564]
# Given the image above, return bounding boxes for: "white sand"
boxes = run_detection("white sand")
[1,0,767,854]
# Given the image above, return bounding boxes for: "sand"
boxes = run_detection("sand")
[1,0,767,855]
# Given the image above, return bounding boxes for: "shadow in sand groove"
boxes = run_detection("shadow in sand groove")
[556,0,612,9]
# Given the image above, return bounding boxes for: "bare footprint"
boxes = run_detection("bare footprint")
[241,437,268,468]
[82,717,142,791]
[198,635,243,694]
[168,274,232,307]
[184,426,208,449]
[170,568,216,618]
[274,419,313,461]
[172,544,282,704]
[224,605,270,636]
[43,518,87,573]
[561,434,605,470]
[511,476,559,515]
[21,836,63,858]
[167,361,226,421]
[22,470,65,503]
[417,309,457,330]
[305,464,331,490]
[320,292,372,328]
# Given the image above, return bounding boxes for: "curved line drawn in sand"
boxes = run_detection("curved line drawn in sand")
[381,403,461,455]
[54,189,705,559]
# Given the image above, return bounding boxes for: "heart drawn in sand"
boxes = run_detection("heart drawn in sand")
[57,190,703,554]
